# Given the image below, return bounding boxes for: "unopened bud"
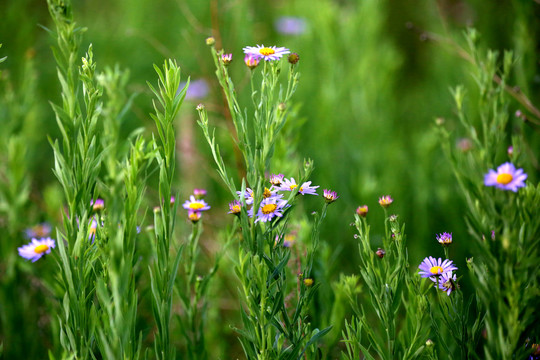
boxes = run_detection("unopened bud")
[376,248,386,258]
[205,37,215,46]
[288,52,300,65]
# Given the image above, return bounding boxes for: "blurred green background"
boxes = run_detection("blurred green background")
[1,0,539,358]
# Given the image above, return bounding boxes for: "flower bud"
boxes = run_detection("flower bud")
[205,37,215,46]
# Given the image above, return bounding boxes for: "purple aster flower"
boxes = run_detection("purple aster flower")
[180,79,209,100]
[193,188,207,199]
[24,222,52,239]
[484,162,527,192]
[418,256,457,281]
[188,211,201,223]
[323,189,339,203]
[436,232,453,246]
[356,205,368,217]
[244,54,260,69]
[378,195,393,208]
[91,198,105,212]
[243,44,291,61]
[255,197,290,223]
[269,173,284,186]
[279,177,319,195]
[236,188,255,205]
[228,200,242,215]
[438,271,458,295]
[221,53,232,65]
[275,16,307,36]
[182,195,211,212]
[18,237,55,262]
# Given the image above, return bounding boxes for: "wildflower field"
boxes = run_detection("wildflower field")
[1,0,539,359]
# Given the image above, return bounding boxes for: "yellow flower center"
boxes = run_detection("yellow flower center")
[262,204,277,214]
[259,47,275,56]
[263,188,272,198]
[189,203,205,210]
[496,173,513,185]
[290,184,298,191]
[430,266,443,274]
[34,244,49,254]
[232,205,241,213]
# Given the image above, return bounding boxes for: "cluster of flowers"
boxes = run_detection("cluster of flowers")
[228,174,338,223]
[182,189,210,223]
[208,37,299,71]
[418,235,458,296]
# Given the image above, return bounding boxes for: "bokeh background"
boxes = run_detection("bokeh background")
[1,0,539,358]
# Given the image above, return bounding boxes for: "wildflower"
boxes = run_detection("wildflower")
[91,198,104,212]
[484,162,527,192]
[283,233,296,247]
[356,205,368,217]
[323,189,339,203]
[170,196,176,206]
[221,53,232,65]
[228,200,242,215]
[89,217,99,241]
[244,54,260,69]
[153,206,161,213]
[263,187,282,200]
[196,103,204,111]
[188,211,201,223]
[275,16,307,35]
[255,197,290,223]
[438,271,458,295]
[376,248,386,258]
[269,173,284,186]
[378,195,393,208]
[243,44,291,61]
[180,79,209,100]
[303,278,314,287]
[193,188,207,199]
[507,146,514,157]
[182,195,211,212]
[288,53,300,65]
[18,237,55,262]
[418,256,457,280]
[279,177,319,195]
[436,232,452,246]
[237,188,255,205]
[24,222,52,239]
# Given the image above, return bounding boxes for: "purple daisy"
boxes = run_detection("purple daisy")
[236,188,255,205]
[438,271,458,295]
[228,200,242,215]
[378,195,393,208]
[24,222,52,239]
[279,178,319,195]
[244,54,260,69]
[323,189,339,203]
[243,45,291,61]
[18,237,56,262]
[275,16,307,36]
[484,162,527,192]
[91,198,105,212]
[418,256,457,281]
[182,195,211,212]
[255,197,290,223]
[269,173,284,186]
[436,232,453,246]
